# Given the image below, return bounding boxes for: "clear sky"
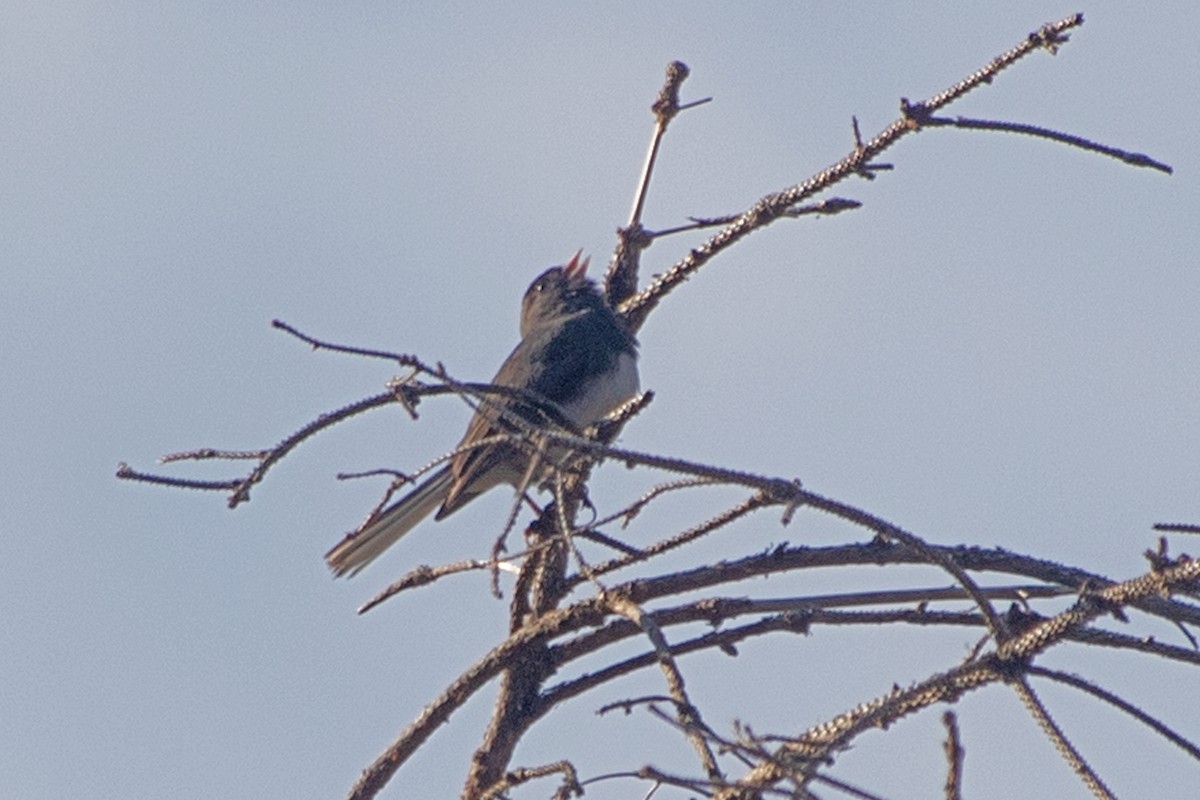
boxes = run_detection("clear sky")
[3,3,1197,799]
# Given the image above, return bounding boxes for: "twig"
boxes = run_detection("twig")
[999,558,1200,662]
[632,60,696,228]
[477,759,582,800]
[114,462,243,492]
[1027,666,1200,761]
[1012,678,1115,800]
[115,391,396,502]
[580,492,771,583]
[647,196,862,239]
[943,711,964,800]
[715,659,1006,797]
[1155,522,1200,535]
[159,448,269,463]
[800,489,1006,638]
[606,61,711,309]
[271,318,426,366]
[356,551,533,615]
[925,115,1173,174]
[597,476,725,529]
[606,593,724,782]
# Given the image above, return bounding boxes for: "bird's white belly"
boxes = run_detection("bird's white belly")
[561,352,640,426]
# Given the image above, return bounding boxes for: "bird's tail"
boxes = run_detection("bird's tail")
[325,467,453,578]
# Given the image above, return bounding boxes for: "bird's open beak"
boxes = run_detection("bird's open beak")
[563,249,589,284]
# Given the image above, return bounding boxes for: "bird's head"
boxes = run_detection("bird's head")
[519,250,606,336]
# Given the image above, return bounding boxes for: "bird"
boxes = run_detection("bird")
[325,251,639,577]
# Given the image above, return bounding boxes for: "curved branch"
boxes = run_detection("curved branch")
[617,14,1090,333]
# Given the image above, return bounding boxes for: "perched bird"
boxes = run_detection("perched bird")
[325,251,639,577]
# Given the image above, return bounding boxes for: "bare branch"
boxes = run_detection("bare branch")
[606,61,710,309]
[1155,522,1200,535]
[800,490,1006,637]
[159,448,269,463]
[478,760,582,800]
[617,14,1093,333]
[1012,678,1115,800]
[114,462,244,493]
[271,318,426,366]
[355,551,533,615]
[943,711,964,800]
[115,390,395,504]
[925,115,1174,173]
[605,592,723,782]
[1028,666,1200,761]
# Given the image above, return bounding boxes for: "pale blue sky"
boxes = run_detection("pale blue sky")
[3,4,1198,798]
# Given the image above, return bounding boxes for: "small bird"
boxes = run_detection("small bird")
[325,251,639,577]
